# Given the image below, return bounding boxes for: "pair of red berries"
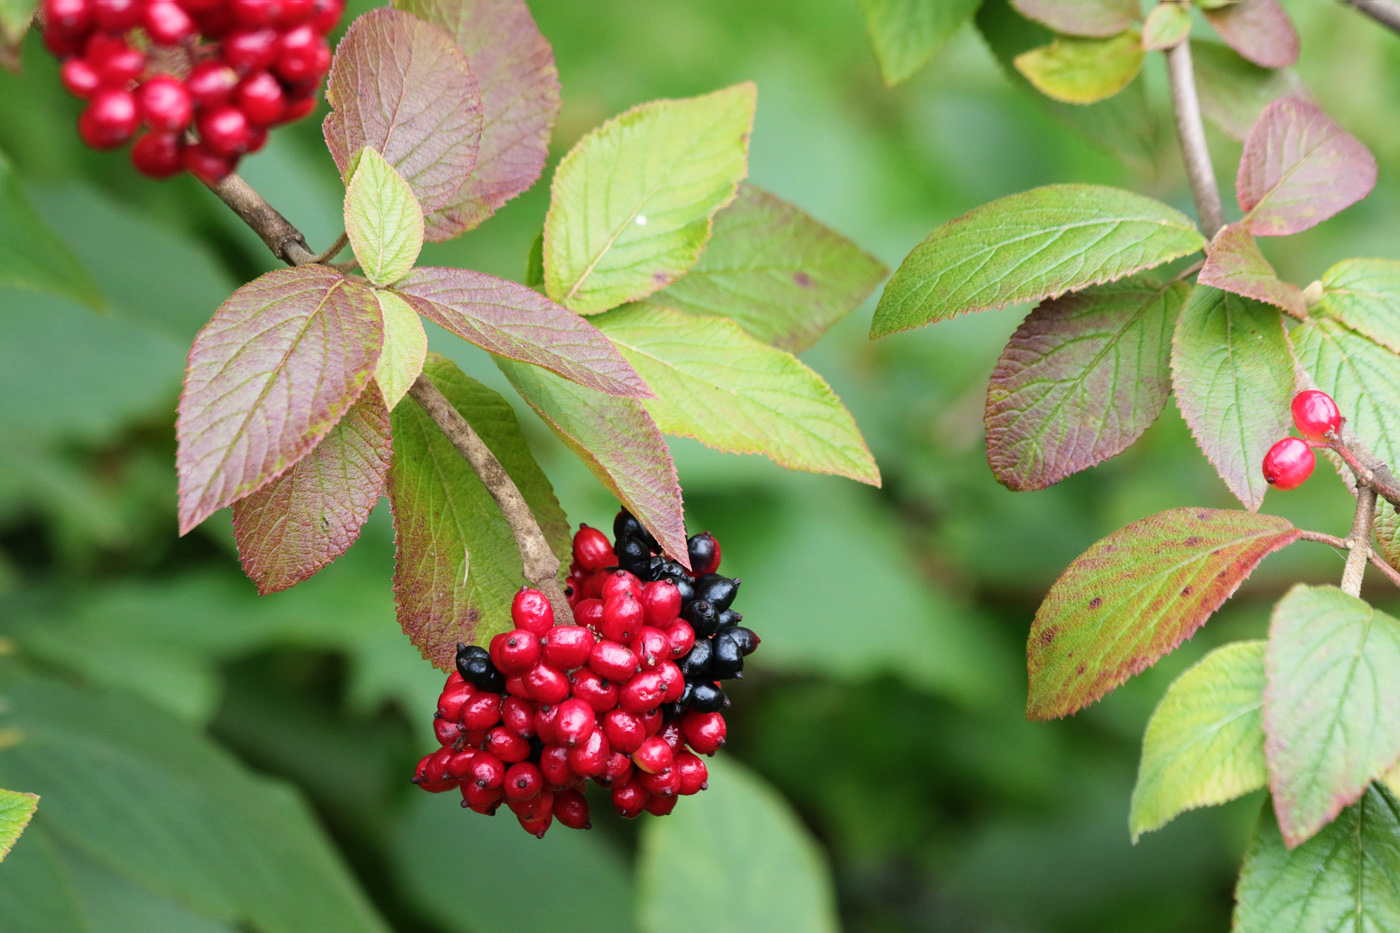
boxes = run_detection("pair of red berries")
[42,0,344,182]
[1261,390,1344,491]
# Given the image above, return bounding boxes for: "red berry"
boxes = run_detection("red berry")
[503,674,530,699]
[433,717,463,747]
[553,698,597,748]
[460,691,503,731]
[413,747,458,793]
[1292,390,1342,441]
[569,669,619,713]
[186,61,239,108]
[522,663,570,705]
[588,639,638,682]
[574,597,605,630]
[511,587,554,636]
[554,788,591,830]
[196,105,252,156]
[500,695,536,738]
[484,726,531,763]
[310,0,345,33]
[182,141,236,184]
[467,752,505,789]
[508,788,552,822]
[503,762,543,801]
[680,711,726,754]
[639,766,681,798]
[675,751,709,795]
[600,591,643,643]
[489,629,541,676]
[566,729,609,777]
[60,58,102,98]
[618,668,668,713]
[539,744,574,788]
[274,0,316,27]
[602,709,646,754]
[235,70,287,126]
[230,0,277,27]
[136,75,193,132]
[142,0,195,43]
[460,781,504,814]
[663,620,695,659]
[597,750,634,788]
[223,27,280,72]
[84,34,144,86]
[541,625,594,670]
[633,626,669,667]
[1262,436,1315,491]
[611,777,649,819]
[533,703,561,745]
[43,0,93,35]
[275,26,329,83]
[632,735,674,774]
[92,0,139,33]
[600,568,642,603]
[643,794,678,816]
[77,87,138,149]
[436,681,474,722]
[641,580,681,627]
[572,525,615,571]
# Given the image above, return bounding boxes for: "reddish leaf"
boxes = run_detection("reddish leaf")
[394,0,560,239]
[392,266,650,398]
[1237,98,1377,237]
[1203,0,1298,69]
[497,357,689,565]
[1264,585,1400,847]
[232,386,392,594]
[1172,286,1296,511]
[1010,0,1138,37]
[985,277,1184,491]
[389,356,570,669]
[1198,222,1306,317]
[1027,508,1300,720]
[324,8,483,213]
[177,267,382,535]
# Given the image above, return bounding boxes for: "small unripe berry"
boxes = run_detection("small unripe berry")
[1292,389,1343,441]
[1262,436,1315,491]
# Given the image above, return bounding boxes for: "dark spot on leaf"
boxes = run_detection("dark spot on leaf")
[793,271,812,288]
[1196,510,1210,520]
[466,608,480,623]
[1183,536,1202,547]
[1037,626,1059,647]
[1088,597,1103,610]
[653,271,672,286]
[1181,585,1194,597]
[1077,664,1086,676]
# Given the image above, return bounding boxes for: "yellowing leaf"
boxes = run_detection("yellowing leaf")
[344,147,424,286]
[1014,31,1144,105]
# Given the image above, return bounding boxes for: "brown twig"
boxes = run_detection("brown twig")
[1296,528,1400,590]
[1341,487,1379,595]
[202,172,320,266]
[1326,425,1400,512]
[407,375,574,622]
[1342,0,1400,33]
[1164,38,1225,238]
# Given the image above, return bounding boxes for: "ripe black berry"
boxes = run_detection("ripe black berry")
[687,681,728,712]
[694,574,740,612]
[708,632,744,680]
[455,643,506,693]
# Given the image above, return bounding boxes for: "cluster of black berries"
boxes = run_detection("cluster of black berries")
[411,510,758,838]
[41,0,344,181]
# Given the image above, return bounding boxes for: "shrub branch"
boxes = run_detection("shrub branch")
[1164,39,1225,238]
[1343,0,1400,33]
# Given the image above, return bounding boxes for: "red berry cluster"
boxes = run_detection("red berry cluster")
[41,0,344,182]
[411,510,759,838]
[1262,389,1344,491]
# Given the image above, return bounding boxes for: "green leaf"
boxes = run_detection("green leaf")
[231,387,392,594]
[1197,222,1305,317]
[1263,585,1400,847]
[497,358,687,562]
[1292,318,1400,482]
[1014,31,1144,105]
[643,184,887,354]
[856,0,982,86]
[1203,0,1298,70]
[637,757,839,933]
[176,267,383,534]
[1130,641,1268,841]
[1192,40,1306,141]
[1234,786,1400,931]
[1171,285,1296,511]
[0,0,35,45]
[595,304,880,485]
[387,355,569,669]
[1141,3,1190,50]
[1318,258,1400,354]
[985,276,1184,491]
[0,149,101,308]
[0,670,387,932]
[871,185,1204,337]
[1011,0,1139,37]
[373,290,428,410]
[0,786,37,861]
[1026,508,1300,720]
[543,84,756,314]
[323,8,482,213]
[344,147,424,286]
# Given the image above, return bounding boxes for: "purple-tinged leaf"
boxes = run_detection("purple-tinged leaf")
[392,266,650,398]
[1171,286,1296,511]
[1237,98,1377,237]
[1027,508,1300,720]
[871,185,1204,337]
[1011,0,1138,37]
[986,277,1184,492]
[176,267,383,535]
[644,185,888,354]
[497,357,688,565]
[394,0,560,239]
[1234,787,1400,931]
[1198,222,1306,317]
[1193,41,1309,142]
[232,387,392,595]
[1318,258,1400,354]
[324,8,482,213]
[388,355,569,670]
[1263,584,1400,847]
[1203,0,1298,69]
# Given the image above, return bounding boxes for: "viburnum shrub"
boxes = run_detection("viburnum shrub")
[0,0,887,852]
[860,0,1400,922]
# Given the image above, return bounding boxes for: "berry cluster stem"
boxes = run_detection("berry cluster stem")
[1343,0,1400,34]
[407,375,574,624]
[204,172,319,265]
[1164,36,1224,239]
[1327,426,1400,512]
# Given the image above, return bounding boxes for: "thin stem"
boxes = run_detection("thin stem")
[1297,528,1400,590]
[311,231,350,265]
[1343,0,1400,33]
[1165,39,1225,238]
[203,172,320,266]
[1327,426,1400,512]
[407,374,574,623]
[1340,486,1378,595]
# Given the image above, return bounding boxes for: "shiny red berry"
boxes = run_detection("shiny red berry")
[602,709,646,754]
[643,794,678,816]
[600,591,643,643]
[181,142,236,184]
[611,777,649,819]
[511,587,554,636]
[503,762,543,801]
[500,695,536,738]
[554,788,591,829]
[639,766,680,798]
[137,75,193,132]
[223,27,280,72]
[310,0,345,33]
[553,698,596,748]
[572,525,615,571]
[489,629,541,676]
[569,669,618,713]
[92,0,140,33]
[641,580,681,627]
[460,781,503,814]
[460,691,503,731]
[675,751,709,795]
[43,0,93,35]
[522,663,570,705]
[1292,390,1342,441]
[186,61,239,108]
[196,105,252,156]
[539,744,573,788]
[60,58,102,98]
[566,728,609,777]
[142,0,195,43]
[680,711,726,754]
[467,751,505,789]
[1262,436,1315,491]
[77,88,138,149]
[597,750,634,788]
[632,735,674,774]
[235,70,287,126]
[484,726,531,763]
[541,625,594,671]
[600,568,642,602]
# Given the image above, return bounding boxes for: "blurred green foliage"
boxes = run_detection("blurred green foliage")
[1,0,1398,929]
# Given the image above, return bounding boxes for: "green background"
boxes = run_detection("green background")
[1,0,1397,929]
